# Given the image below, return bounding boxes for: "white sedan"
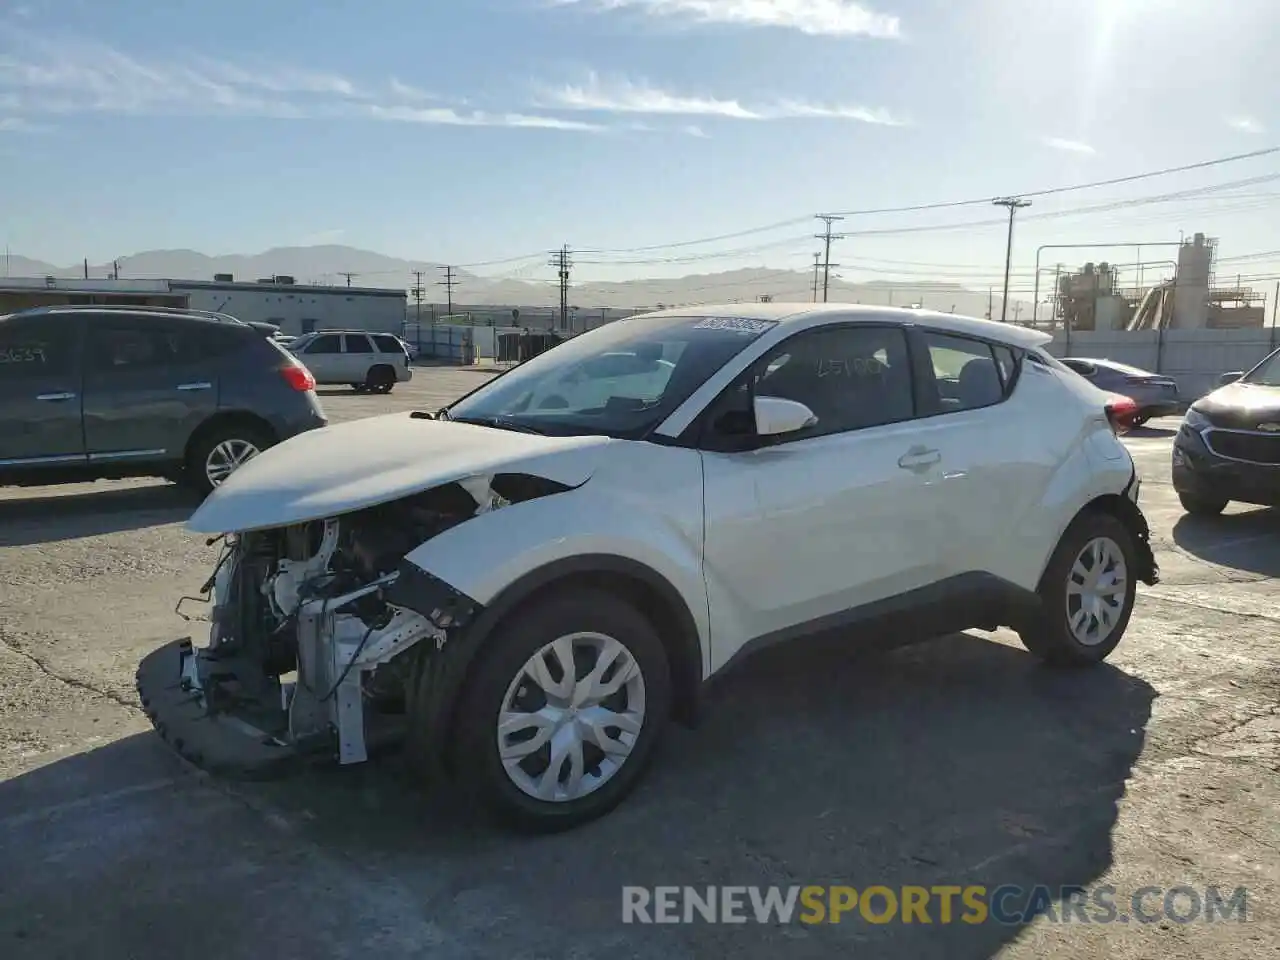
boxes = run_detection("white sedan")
[137,304,1159,832]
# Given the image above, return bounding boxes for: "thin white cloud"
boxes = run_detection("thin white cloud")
[0,31,601,132]
[543,74,908,125]
[551,0,901,38]
[1042,136,1096,155]
[1227,115,1263,134]
[301,229,346,245]
[682,124,709,138]
[368,104,603,131]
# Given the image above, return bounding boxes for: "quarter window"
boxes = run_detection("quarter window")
[750,325,916,441]
[922,332,1008,412]
[372,334,405,354]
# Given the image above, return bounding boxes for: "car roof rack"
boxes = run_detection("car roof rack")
[8,303,261,328]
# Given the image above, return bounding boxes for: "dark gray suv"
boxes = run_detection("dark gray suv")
[0,305,328,495]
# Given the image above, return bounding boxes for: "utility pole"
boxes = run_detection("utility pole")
[112,259,120,280]
[815,215,844,303]
[411,270,425,326]
[987,286,994,320]
[339,272,357,287]
[550,245,572,331]
[811,253,821,302]
[438,265,457,316]
[83,258,88,280]
[993,197,1031,323]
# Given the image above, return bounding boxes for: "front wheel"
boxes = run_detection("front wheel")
[448,589,672,833]
[1018,512,1138,667]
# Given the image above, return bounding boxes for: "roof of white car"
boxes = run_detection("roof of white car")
[633,302,1053,349]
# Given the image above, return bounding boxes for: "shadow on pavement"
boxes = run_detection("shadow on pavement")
[1124,424,1176,438]
[0,632,1154,960]
[0,483,197,547]
[1172,507,1280,578]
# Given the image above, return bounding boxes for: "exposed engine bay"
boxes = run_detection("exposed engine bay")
[139,472,573,774]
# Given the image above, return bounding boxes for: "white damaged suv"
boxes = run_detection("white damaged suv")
[138,304,1158,831]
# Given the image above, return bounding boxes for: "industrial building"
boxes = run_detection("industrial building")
[1047,233,1268,333]
[0,275,407,336]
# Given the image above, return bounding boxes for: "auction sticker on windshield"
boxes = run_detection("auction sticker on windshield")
[692,317,778,335]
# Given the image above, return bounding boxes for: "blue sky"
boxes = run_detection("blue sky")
[2,0,1279,295]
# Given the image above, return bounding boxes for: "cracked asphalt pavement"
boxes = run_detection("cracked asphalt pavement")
[1,371,1277,959]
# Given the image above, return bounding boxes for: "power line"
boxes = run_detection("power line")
[570,146,1279,257]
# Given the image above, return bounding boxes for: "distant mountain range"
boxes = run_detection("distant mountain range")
[3,244,1030,318]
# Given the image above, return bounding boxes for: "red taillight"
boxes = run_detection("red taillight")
[1105,396,1139,433]
[280,363,316,392]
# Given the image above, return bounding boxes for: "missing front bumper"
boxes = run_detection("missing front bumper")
[136,638,303,780]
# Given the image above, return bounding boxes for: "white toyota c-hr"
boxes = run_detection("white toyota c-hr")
[138,304,1158,831]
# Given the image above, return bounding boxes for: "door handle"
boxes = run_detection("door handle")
[897,446,941,470]
[36,392,76,402]
[176,382,212,391]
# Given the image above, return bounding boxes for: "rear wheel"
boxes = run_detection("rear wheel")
[186,422,273,497]
[364,365,396,394]
[1178,492,1228,516]
[1130,414,1150,428]
[447,589,672,833]
[1018,512,1138,667]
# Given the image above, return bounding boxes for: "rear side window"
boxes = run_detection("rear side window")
[921,331,1014,413]
[372,334,405,354]
[343,333,374,354]
[85,317,203,372]
[0,316,77,378]
[302,334,342,354]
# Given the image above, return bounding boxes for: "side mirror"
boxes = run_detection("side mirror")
[1218,371,1244,386]
[754,396,818,437]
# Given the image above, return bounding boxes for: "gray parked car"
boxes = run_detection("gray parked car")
[1057,357,1186,426]
[0,305,328,495]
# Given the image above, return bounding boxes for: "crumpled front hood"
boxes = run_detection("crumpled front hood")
[187,412,613,534]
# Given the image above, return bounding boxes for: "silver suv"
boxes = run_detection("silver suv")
[288,330,413,394]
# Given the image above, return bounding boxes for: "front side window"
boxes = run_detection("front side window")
[303,334,342,354]
[0,316,76,378]
[446,314,777,438]
[747,325,915,441]
[922,331,1008,412]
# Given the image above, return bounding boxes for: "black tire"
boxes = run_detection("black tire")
[1017,511,1139,667]
[1178,492,1228,516]
[1130,414,1150,428]
[447,588,672,833]
[185,421,274,497]
[351,383,368,393]
[365,365,396,394]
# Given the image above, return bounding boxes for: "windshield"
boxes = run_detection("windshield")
[1242,348,1280,387]
[446,314,778,438]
